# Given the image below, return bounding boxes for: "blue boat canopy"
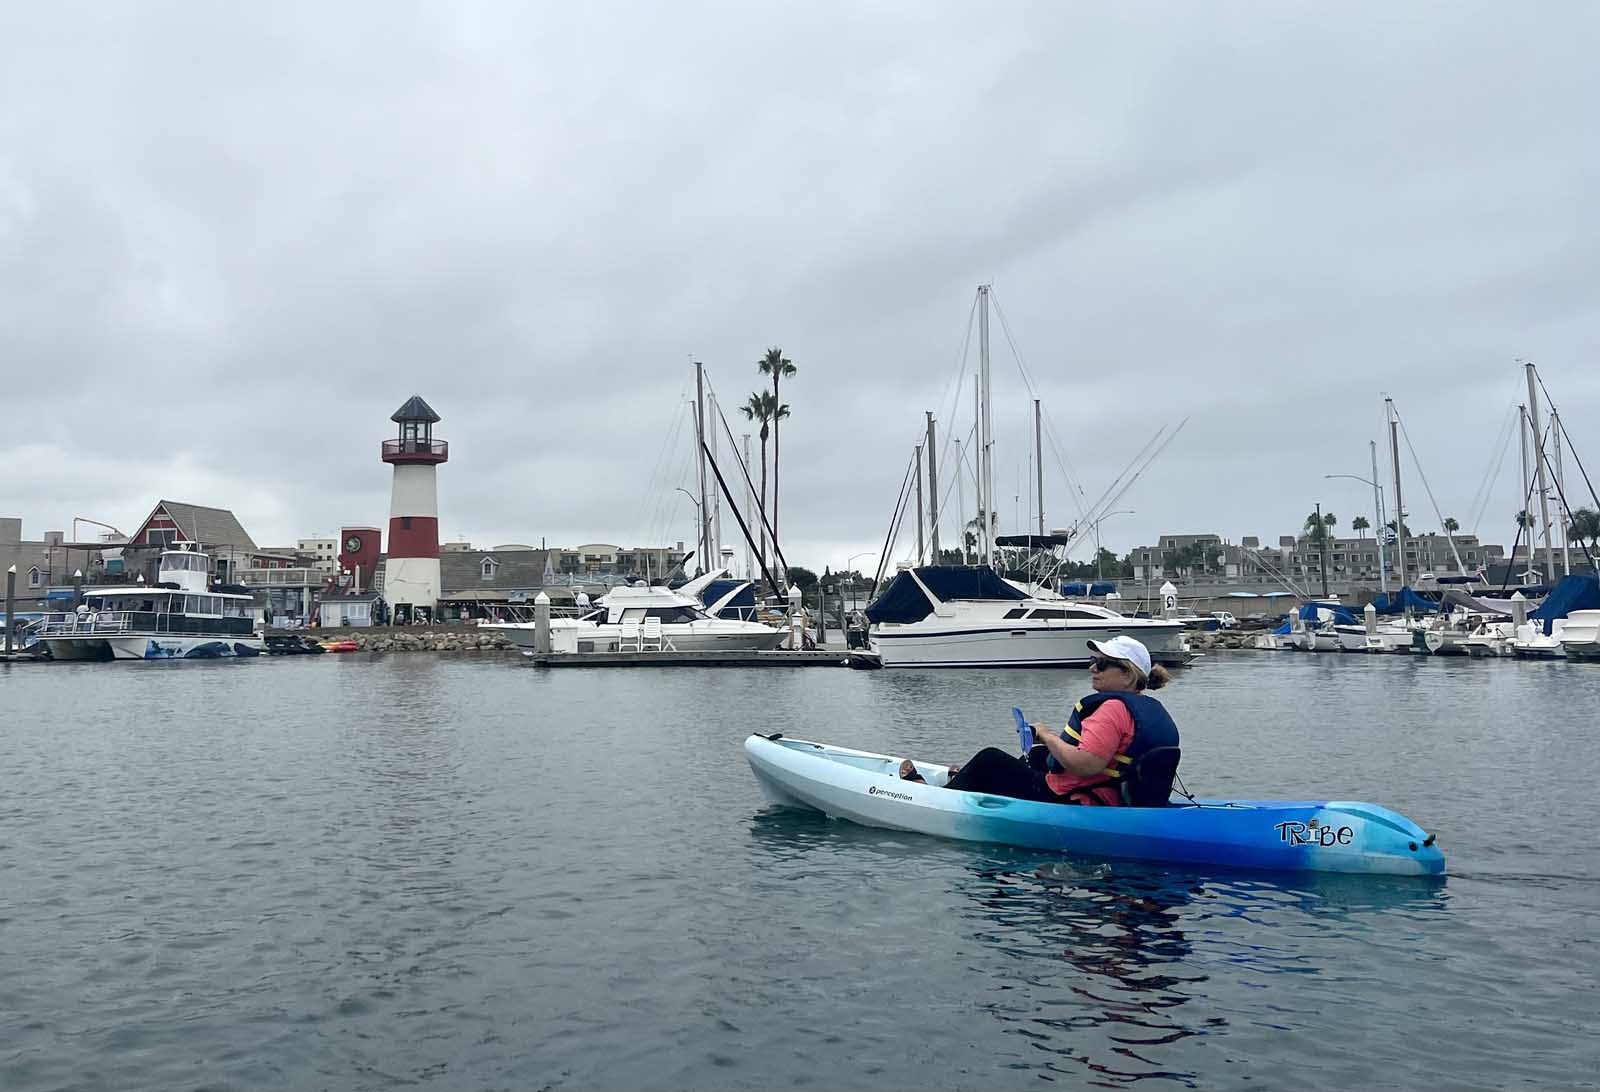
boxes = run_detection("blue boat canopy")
[701,578,758,620]
[1372,587,1440,615]
[1529,573,1600,634]
[1059,581,1118,597]
[867,566,1026,624]
[1299,602,1360,625]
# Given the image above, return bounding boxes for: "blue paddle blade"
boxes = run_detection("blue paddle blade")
[1012,707,1033,752]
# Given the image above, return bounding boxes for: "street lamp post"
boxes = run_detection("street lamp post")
[1091,510,1135,582]
[844,551,874,611]
[674,488,703,576]
[1324,470,1388,595]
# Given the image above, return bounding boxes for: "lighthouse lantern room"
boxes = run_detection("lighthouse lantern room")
[381,395,448,621]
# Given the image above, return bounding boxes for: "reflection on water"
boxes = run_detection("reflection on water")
[0,654,1590,1092]
[748,802,1454,1088]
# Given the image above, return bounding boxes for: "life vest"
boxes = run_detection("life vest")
[1049,690,1181,805]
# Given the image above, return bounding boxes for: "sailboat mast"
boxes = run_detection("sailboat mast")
[1370,439,1388,596]
[1554,409,1571,576]
[694,362,710,573]
[973,377,981,563]
[954,438,967,564]
[978,285,994,566]
[1386,397,1407,588]
[708,390,721,566]
[1525,361,1556,581]
[1034,398,1044,537]
[925,412,940,561]
[914,443,925,564]
[743,433,755,581]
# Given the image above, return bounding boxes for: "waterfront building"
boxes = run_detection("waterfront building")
[1128,526,1508,602]
[338,527,382,593]
[549,542,690,584]
[439,547,557,620]
[296,538,338,574]
[381,395,448,622]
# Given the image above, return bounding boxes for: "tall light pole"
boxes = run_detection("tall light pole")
[1091,510,1135,582]
[844,551,874,610]
[1325,470,1388,595]
[674,488,703,576]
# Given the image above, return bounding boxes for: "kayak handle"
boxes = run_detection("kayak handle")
[975,796,1013,809]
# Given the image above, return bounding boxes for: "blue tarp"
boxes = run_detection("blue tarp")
[1060,581,1118,597]
[1372,587,1440,615]
[1529,573,1600,635]
[867,566,1027,624]
[701,578,758,621]
[1299,602,1360,626]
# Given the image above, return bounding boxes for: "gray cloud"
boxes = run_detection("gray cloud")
[3,2,1596,573]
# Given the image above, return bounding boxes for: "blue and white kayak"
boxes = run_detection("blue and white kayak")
[745,735,1444,876]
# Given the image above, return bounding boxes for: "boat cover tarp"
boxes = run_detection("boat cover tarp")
[1529,574,1600,634]
[1372,587,1440,615]
[1299,602,1360,625]
[995,533,1073,548]
[866,566,1026,624]
[701,579,758,620]
[1059,581,1119,597]
[1439,589,1514,616]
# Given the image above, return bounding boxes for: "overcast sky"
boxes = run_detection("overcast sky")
[4,2,1597,576]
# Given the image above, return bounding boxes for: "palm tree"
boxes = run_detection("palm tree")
[1514,509,1536,534]
[757,347,797,543]
[740,390,788,582]
[1568,507,1600,552]
[1443,517,1460,534]
[1303,511,1333,548]
[1351,515,1370,538]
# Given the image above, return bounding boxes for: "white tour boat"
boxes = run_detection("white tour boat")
[486,571,788,654]
[865,565,1189,669]
[36,544,263,661]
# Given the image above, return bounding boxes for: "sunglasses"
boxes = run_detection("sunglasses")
[1089,657,1125,672]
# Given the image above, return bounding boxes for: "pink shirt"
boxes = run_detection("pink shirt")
[1044,700,1136,805]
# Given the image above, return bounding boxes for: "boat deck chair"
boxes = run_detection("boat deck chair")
[618,620,643,652]
[640,616,674,651]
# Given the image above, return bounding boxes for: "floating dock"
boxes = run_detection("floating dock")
[520,648,847,668]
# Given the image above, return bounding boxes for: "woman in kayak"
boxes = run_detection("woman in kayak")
[903,635,1179,805]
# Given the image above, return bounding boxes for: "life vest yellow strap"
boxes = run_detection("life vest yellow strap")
[1062,719,1131,778]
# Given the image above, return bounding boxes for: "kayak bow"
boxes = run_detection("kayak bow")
[745,734,1444,876]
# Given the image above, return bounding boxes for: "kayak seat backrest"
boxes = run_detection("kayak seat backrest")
[1121,746,1182,807]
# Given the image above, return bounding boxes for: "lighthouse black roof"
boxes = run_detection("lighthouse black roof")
[391,395,440,424]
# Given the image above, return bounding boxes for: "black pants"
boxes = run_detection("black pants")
[944,747,1064,803]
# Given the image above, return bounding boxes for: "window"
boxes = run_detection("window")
[1003,607,1029,619]
[481,559,498,581]
[28,567,41,588]
[147,528,176,547]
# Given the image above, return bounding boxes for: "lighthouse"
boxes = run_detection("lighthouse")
[382,395,448,621]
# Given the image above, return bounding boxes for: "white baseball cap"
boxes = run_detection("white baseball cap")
[1086,636,1152,678]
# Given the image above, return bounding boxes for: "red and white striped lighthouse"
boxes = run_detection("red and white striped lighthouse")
[381,395,448,620]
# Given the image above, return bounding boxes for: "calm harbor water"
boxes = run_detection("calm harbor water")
[2,652,1596,1090]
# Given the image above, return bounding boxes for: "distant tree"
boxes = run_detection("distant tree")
[1443,517,1460,534]
[741,390,788,580]
[1569,507,1600,552]
[1351,515,1371,538]
[757,348,797,544]
[786,566,818,593]
[1303,512,1331,548]
[1386,518,1415,539]
[1514,509,1536,534]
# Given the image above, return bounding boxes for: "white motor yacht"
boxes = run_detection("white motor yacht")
[1561,610,1600,662]
[866,565,1189,669]
[36,544,263,661]
[486,571,788,653]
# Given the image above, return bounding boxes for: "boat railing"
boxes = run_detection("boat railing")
[36,611,256,637]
